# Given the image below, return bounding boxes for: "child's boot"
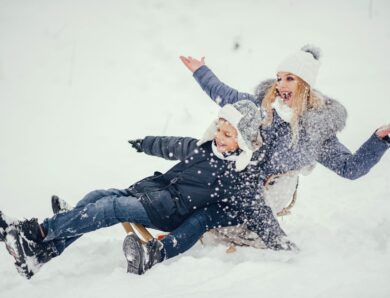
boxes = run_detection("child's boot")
[51,195,72,214]
[123,233,165,275]
[0,210,19,241]
[2,213,58,279]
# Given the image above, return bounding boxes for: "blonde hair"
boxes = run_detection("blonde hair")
[261,77,324,146]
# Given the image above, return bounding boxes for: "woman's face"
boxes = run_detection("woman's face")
[276,72,299,107]
[214,119,239,153]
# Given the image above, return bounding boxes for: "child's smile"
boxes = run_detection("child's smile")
[214,119,239,153]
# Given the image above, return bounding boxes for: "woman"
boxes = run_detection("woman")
[122,45,390,275]
[179,45,390,180]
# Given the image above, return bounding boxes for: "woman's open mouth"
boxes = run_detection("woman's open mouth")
[281,91,292,102]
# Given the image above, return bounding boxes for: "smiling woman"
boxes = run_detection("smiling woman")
[117,45,390,275]
[248,46,324,147]
[162,45,390,256]
[276,72,299,103]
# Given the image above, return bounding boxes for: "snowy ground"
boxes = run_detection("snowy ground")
[1,0,390,297]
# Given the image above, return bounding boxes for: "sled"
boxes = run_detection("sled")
[122,172,300,251]
[121,222,154,243]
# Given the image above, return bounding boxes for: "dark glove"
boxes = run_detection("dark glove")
[128,139,143,153]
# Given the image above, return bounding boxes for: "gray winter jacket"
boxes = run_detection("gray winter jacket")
[193,65,390,182]
[192,65,389,244]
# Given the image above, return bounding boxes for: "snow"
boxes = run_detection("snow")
[0,0,390,297]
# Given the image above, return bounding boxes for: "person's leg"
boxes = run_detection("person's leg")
[161,205,238,259]
[75,188,131,208]
[2,189,153,279]
[49,189,142,254]
[123,204,239,275]
[42,193,154,245]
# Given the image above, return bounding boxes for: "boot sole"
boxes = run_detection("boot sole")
[5,229,34,279]
[0,211,9,242]
[0,229,5,242]
[123,233,144,275]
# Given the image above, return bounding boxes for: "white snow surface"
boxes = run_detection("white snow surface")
[1,0,390,297]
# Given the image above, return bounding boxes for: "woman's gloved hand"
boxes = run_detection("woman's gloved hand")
[128,139,144,153]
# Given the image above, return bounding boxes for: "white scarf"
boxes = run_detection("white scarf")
[271,96,294,123]
[211,141,239,162]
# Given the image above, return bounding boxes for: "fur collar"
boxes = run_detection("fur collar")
[271,96,294,123]
[254,79,347,144]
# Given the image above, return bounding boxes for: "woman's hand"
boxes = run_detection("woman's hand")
[375,123,390,139]
[179,56,205,73]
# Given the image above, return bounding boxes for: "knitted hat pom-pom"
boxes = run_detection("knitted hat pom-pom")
[301,44,321,60]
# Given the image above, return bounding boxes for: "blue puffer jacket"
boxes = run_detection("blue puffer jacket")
[128,136,245,231]
[128,136,287,249]
[193,65,390,183]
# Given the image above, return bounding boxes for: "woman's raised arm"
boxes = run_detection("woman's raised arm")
[179,56,257,107]
[317,131,390,180]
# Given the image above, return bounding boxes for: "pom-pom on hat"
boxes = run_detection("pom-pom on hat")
[197,100,263,171]
[276,44,321,87]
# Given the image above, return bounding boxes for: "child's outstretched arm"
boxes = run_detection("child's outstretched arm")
[180,56,256,107]
[128,136,198,161]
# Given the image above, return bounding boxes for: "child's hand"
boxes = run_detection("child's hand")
[128,139,143,153]
[179,56,205,73]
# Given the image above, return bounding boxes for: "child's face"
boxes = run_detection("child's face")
[214,119,239,153]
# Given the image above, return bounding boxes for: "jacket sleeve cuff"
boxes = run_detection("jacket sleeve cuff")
[193,65,210,79]
[382,135,390,145]
[372,133,390,149]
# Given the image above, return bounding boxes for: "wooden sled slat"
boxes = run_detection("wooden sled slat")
[121,222,134,234]
[121,222,153,243]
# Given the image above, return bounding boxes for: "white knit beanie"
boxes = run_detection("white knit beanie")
[276,44,321,87]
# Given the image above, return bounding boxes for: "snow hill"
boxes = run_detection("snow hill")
[0,0,389,297]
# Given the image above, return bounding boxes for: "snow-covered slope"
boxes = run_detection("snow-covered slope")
[0,0,389,297]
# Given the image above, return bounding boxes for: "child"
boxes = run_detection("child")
[0,100,272,279]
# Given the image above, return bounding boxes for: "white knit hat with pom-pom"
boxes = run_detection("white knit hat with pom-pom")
[276,44,321,87]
